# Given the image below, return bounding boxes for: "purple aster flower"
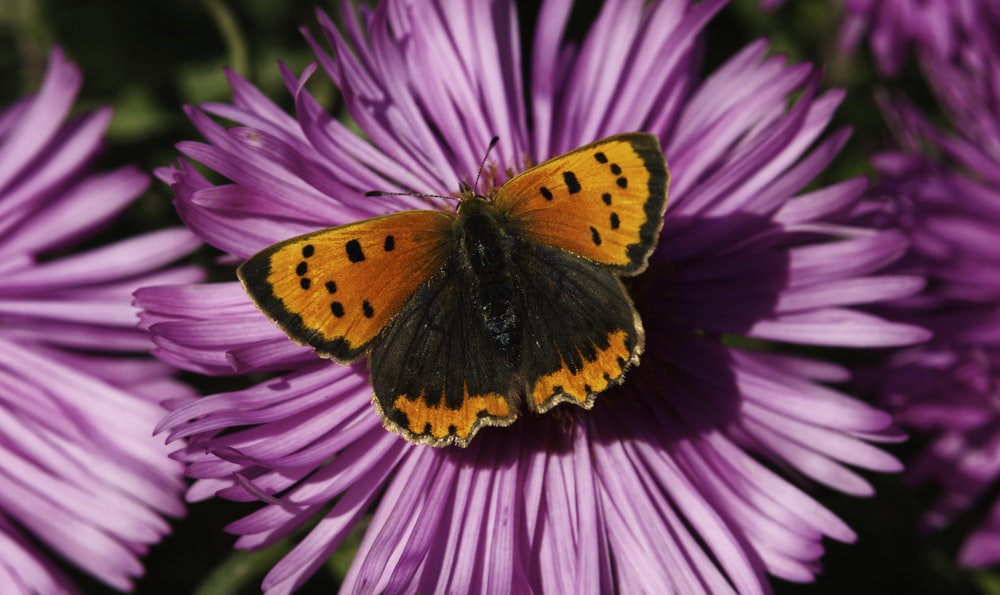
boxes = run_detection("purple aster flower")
[144,0,929,592]
[0,49,202,591]
[838,0,994,76]
[758,0,995,76]
[866,12,1000,569]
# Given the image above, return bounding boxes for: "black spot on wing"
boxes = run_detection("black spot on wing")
[296,260,310,290]
[563,171,581,194]
[590,226,602,246]
[346,239,365,262]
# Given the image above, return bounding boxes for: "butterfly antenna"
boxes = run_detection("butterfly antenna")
[472,136,500,195]
[364,189,458,201]
[367,136,499,201]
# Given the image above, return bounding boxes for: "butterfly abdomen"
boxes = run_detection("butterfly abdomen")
[458,199,523,364]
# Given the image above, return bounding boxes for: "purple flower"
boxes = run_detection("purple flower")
[759,0,995,76]
[838,0,995,75]
[867,12,1000,568]
[0,49,202,591]
[144,1,928,592]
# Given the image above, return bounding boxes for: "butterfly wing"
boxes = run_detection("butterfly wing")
[494,132,668,275]
[514,243,643,413]
[237,210,454,362]
[368,258,519,446]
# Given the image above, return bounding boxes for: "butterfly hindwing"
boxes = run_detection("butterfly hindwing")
[494,132,668,274]
[237,210,453,362]
[514,243,643,413]
[369,257,518,446]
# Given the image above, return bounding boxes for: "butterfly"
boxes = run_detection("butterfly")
[238,132,669,447]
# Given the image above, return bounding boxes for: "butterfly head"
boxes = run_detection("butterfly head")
[455,135,502,206]
[455,184,493,220]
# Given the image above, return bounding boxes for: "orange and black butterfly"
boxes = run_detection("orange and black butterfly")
[238,132,669,446]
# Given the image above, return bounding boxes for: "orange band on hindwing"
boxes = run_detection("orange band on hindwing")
[382,389,514,445]
[530,329,638,412]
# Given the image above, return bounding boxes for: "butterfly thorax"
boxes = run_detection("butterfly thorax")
[456,196,508,275]
[455,195,523,365]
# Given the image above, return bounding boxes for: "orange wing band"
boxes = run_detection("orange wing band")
[530,329,636,412]
[389,389,514,444]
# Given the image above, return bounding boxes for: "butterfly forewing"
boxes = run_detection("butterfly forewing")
[238,210,453,362]
[494,133,668,274]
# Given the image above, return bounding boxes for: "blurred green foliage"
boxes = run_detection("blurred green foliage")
[0,0,995,593]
